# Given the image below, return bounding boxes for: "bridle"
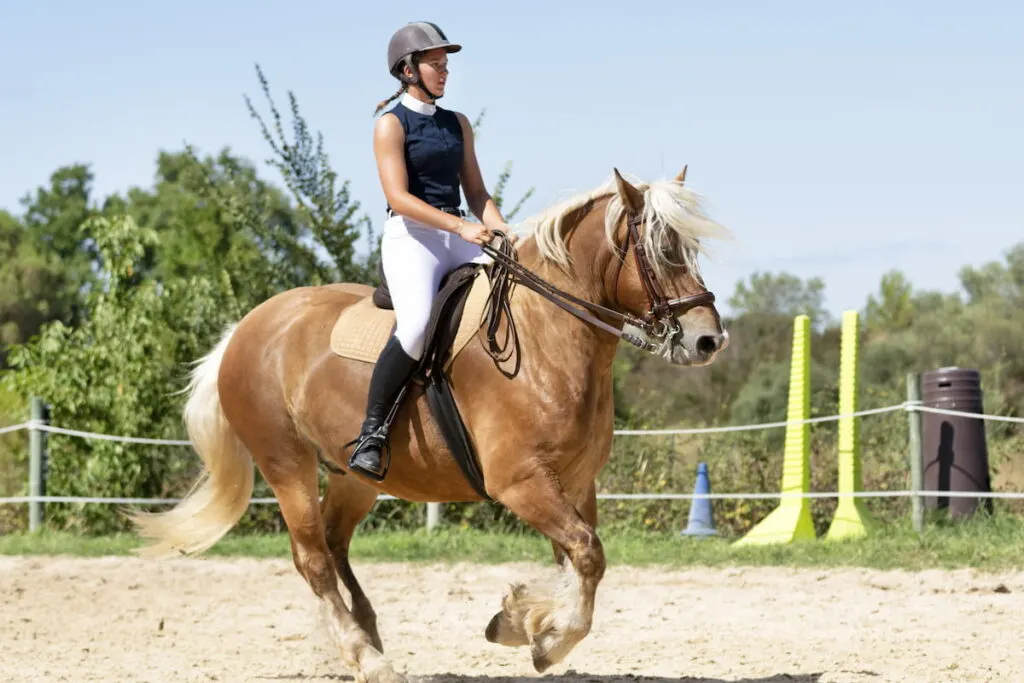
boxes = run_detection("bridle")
[479,208,716,357]
[615,210,717,346]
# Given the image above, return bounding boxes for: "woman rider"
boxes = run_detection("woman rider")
[348,21,512,481]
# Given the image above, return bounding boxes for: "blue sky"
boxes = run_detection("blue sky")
[2,1,1021,320]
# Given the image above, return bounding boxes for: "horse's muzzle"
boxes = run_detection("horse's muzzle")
[674,328,728,367]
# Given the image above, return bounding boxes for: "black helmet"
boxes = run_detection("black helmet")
[387,21,461,78]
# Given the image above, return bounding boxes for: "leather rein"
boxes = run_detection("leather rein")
[479,210,715,355]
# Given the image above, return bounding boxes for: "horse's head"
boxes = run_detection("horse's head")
[603,167,730,367]
[522,166,731,367]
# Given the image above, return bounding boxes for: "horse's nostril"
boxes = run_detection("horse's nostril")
[696,334,720,356]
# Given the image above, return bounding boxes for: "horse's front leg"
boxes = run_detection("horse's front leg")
[485,471,605,672]
[551,480,597,567]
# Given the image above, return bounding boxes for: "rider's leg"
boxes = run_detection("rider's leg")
[348,218,446,481]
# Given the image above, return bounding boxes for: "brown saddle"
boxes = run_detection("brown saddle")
[330,261,492,371]
[328,261,494,498]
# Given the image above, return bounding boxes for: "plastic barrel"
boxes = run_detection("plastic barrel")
[920,367,992,517]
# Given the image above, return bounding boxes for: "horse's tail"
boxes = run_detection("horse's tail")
[129,324,254,558]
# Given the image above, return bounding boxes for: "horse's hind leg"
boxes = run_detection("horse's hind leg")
[261,446,403,683]
[321,473,383,652]
[486,472,606,673]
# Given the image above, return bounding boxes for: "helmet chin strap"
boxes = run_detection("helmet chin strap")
[400,56,441,101]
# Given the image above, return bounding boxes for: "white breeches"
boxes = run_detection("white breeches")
[381,214,492,360]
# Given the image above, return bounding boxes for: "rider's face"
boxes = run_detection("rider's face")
[407,48,449,98]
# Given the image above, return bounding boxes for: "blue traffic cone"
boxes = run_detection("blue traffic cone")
[681,462,717,537]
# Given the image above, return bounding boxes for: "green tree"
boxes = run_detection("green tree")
[3,214,242,532]
[959,243,1024,306]
[245,64,379,285]
[119,147,324,308]
[0,210,74,367]
[728,271,830,327]
[20,164,100,306]
[864,270,914,332]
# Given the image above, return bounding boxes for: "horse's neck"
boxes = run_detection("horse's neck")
[504,238,620,392]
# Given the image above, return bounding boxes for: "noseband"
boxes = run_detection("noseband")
[480,209,716,355]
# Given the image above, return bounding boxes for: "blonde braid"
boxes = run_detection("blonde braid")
[374,85,406,116]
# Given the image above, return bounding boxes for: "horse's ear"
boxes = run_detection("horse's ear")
[675,164,688,184]
[613,168,644,213]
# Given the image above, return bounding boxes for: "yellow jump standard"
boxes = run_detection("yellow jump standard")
[734,314,815,546]
[825,310,878,541]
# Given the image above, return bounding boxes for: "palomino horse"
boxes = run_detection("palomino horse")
[130,168,731,683]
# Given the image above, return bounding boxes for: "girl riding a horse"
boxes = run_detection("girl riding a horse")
[348,21,513,481]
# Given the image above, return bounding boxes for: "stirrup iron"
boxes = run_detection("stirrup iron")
[344,381,410,481]
[346,429,393,482]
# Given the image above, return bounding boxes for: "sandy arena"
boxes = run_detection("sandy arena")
[2,555,1022,682]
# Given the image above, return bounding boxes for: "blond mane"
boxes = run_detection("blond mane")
[519,173,732,280]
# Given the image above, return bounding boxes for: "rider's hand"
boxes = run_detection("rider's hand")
[485,221,520,246]
[457,221,493,246]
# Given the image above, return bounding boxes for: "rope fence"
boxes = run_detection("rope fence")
[3,489,1024,507]
[1,400,1022,511]
[1,401,1020,445]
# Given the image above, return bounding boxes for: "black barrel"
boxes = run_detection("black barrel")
[921,367,992,517]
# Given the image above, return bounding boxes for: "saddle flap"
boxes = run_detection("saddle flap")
[329,265,496,502]
[420,264,481,371]
[372,259,393,309]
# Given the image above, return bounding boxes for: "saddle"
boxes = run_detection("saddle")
[329,260,493,499]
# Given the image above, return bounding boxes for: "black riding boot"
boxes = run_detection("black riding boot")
[348,335,420,481]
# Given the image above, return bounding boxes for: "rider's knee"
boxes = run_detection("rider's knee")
[394,327,426,361]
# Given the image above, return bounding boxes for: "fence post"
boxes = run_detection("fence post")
[29,396,48,533]
[906,373,923,533]
[426,502,442,531]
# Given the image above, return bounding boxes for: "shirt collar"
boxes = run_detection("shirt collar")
[401,92,437,115]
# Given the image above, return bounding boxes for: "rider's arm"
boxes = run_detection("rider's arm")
[374,112,466,235]
[455,112,507,232]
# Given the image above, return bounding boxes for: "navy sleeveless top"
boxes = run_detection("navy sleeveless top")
[386,97,464,213]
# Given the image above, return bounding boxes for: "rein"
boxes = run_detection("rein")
[481,237,652,352]
[478,211,716,358]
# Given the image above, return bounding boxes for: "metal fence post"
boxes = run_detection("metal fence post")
[29,396,48,532]
[906,373,923,533]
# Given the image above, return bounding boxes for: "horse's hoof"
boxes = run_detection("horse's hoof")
[484,612,502,643]
[531,642,554,673]
[485,610,529,647]
[530,626,583,673]
[364,664,406,683]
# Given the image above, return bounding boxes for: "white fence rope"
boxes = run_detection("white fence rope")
[612,404,909,435]
[0,422,31,436]
[913,404,1024,424]
[0,401,1020,444]
[3,489,1023,506]
[32,423,192,445]
[1,400,1021,508]
[4,420,191,446]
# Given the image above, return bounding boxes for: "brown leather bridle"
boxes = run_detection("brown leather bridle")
[619,209,716,337]
[480,207,716,355]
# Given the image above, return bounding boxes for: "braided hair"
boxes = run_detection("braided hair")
[375,52,430,116]
[374,84,406,116]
